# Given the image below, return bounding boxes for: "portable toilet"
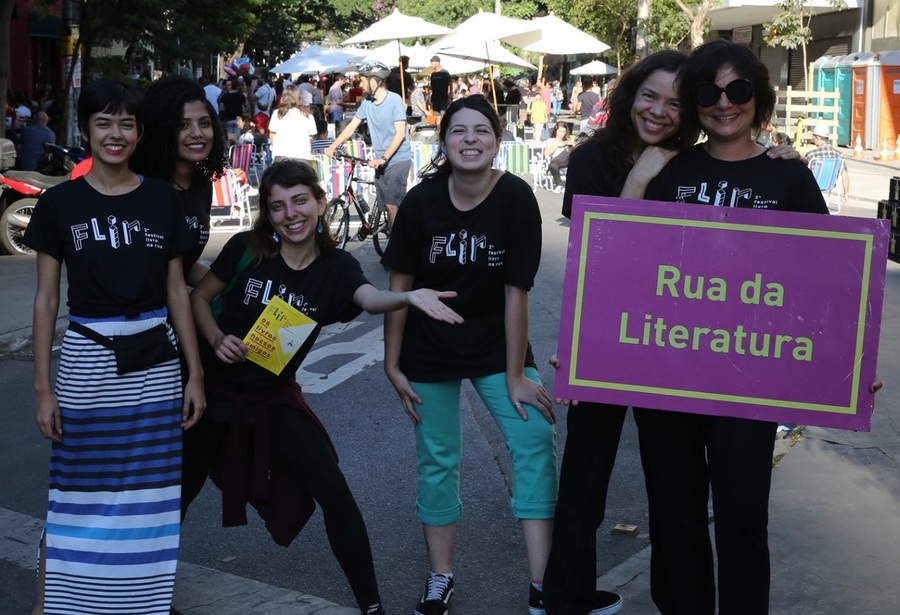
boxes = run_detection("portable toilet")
[876,51,900,147]
[832,55,855,146]
[811,56,839,140]
[850,53,878,149]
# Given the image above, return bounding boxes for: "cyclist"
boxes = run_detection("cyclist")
[325,61,411,229]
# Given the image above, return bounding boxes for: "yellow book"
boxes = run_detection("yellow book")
[243,296,317,375]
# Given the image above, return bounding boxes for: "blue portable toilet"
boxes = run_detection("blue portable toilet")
[811,55,839,138]
[833,55,855,146]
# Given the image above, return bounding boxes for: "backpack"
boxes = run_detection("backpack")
[587,99,609,127]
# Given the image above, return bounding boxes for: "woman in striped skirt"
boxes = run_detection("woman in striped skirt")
[24,79,206,614]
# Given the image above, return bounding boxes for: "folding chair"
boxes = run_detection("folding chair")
[809,156,845,213]
[498,142,530,176]
[210,168,253,231]
[229,143,260,187]
[409,142,439,187]
[529,147,554,192]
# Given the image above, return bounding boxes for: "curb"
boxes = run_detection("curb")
[0,317,67,360]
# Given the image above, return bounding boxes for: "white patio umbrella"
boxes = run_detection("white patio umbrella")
[503,14,610,84]
[438,11,541,110]
[343,9,453,45]
[343,8,454,105]
[570,59,618,76]
[504,14,610,55]
[270,45,363,75]
[429,36,535,70]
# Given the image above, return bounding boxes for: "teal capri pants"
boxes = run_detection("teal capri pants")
[412,367,558,526]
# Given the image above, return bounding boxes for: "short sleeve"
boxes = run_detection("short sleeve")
[503,177,542,290]
[562,142,619,218]
[210,232,251,283]
[380,186,425,276]
[23,191,63,261]
[329,251,368,324]
[166,187,196,260]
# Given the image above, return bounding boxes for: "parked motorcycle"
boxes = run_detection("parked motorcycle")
[0,139,70,256]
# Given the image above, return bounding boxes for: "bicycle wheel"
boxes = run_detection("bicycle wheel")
[327,198,350,250]
[372,207,390,257]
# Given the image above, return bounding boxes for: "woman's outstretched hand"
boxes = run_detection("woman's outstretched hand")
[408,289,464,324]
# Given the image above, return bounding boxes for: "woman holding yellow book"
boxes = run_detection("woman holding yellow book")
[187,160,462,615]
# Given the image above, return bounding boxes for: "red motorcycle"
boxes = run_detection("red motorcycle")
[0,139,76,255]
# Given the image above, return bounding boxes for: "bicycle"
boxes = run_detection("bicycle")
[324,153,390,256]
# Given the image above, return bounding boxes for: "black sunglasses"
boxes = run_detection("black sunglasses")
[694,79,754,107]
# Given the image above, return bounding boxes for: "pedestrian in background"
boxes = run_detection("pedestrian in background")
[16,110,55,171]
[24,77,205,615]
[268,83,317,165]
[382,95,557,615]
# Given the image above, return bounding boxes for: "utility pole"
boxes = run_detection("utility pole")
[636,0,651,58]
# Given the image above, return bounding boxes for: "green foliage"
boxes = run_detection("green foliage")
[547,0,638,66]
[764,0,847,50]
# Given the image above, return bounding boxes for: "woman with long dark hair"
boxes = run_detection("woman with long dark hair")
[25,78,205,615]
[382,95,557,615]
[189,160,462,615]
[268,83,317,164]
[130,75,227,286]
[638,40,828,615]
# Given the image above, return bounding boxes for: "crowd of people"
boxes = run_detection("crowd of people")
[18,38,877,615]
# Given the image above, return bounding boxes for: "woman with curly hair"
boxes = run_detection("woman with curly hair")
[268,83,317,164]
[131,75,227,287]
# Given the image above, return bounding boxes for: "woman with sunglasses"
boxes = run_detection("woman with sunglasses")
[637,40,829,615]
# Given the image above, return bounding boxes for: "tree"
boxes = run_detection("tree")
[671,0,715,49]
[547,0,638,69]
[764,0,847,88]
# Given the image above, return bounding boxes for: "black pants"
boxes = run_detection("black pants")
[548,151,570,184]
[633,409,776,615]
[542,403,628,615]
[180,405,381,611]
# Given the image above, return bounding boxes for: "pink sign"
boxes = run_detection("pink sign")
[555,197,890,431]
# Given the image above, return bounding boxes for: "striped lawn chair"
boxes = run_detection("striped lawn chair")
[499,142,530,175]
[229,143,260,187]
[343,139,368,160]
[409,142,439,186]
[210,168,253,231]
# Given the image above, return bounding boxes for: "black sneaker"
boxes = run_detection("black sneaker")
[413,573,454,615]
[589,590,623,614]
[528,583,545,615]
[363,606,385,615]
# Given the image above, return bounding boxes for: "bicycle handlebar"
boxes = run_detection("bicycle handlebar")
[331,152,369,165]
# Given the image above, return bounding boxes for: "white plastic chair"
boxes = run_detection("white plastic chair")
[210,168,253,231]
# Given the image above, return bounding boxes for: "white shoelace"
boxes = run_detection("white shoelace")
[424,574,452,601]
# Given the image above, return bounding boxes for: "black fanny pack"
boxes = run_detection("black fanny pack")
[68,320,179,375]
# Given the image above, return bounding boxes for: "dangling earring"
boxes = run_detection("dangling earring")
[317,218,324,234]
[272,230,280,243]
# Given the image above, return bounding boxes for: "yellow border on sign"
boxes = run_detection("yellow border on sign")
[568,212,875,415]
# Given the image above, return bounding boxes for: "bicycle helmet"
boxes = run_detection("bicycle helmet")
[357,60,391,81]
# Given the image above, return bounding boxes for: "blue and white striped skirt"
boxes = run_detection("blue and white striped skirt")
[42,309,183,615]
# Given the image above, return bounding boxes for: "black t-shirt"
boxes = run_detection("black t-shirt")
[561,139,620,219]
[430,70,452,110]
[386,68,414,98]
[504,88,522,106]
[178,180,212,278]
[220,91,246,121]
[205,233,369,389]
[381,172,541,382]
[23,176,194,317]
[577,91,599,120]
[645,145,829,214]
